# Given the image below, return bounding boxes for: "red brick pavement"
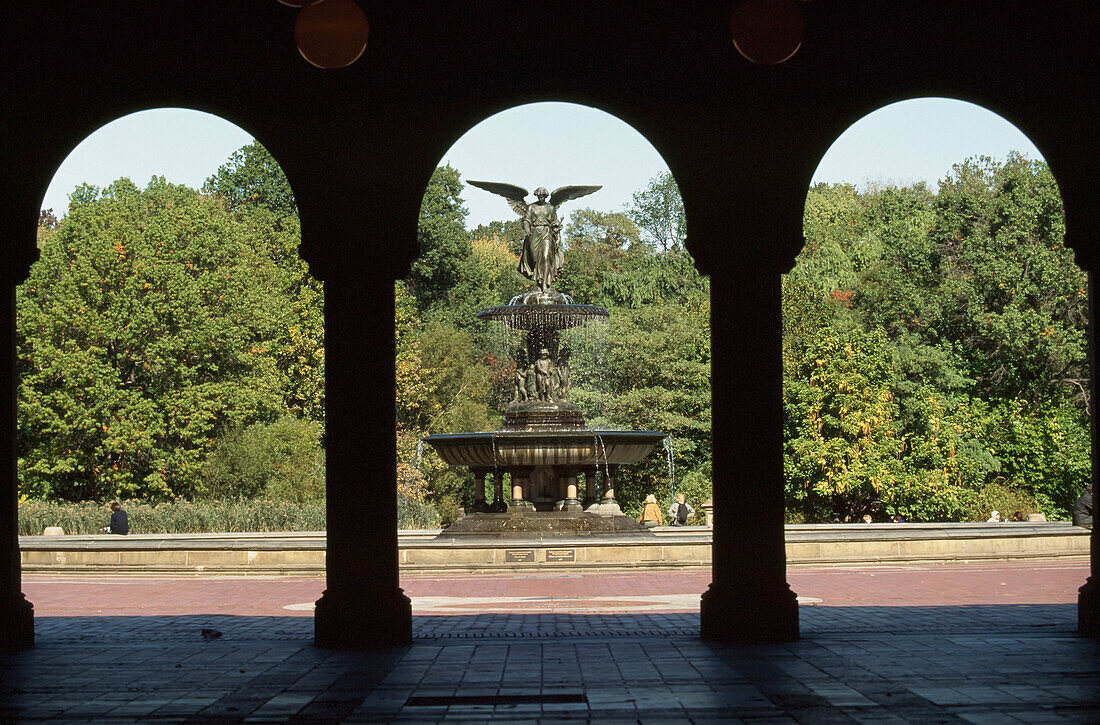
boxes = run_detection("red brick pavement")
[21,559,1087,617]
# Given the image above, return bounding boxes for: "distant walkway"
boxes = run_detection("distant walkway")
[23,559,1086,619]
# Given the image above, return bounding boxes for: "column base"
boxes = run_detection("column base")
[586,500,622,516]
[1079,576,1100,637]
[700,581,799,643]
[508,500,536,513]
[0,595,34,651]
[560,498,583,513]
[314,587,412,648]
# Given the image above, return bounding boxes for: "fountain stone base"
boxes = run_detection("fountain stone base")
[437,511,654,537]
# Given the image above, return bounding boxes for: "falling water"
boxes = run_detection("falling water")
[663,436,676,495]
[415,438,424,470]
[593,432,610,479]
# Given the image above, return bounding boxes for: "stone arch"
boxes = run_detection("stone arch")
[406,99,698,518]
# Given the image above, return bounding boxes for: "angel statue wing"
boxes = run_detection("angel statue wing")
[550,185,602,207]
[466,180,529,217]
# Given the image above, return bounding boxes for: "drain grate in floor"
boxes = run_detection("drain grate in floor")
[406,693,587,707]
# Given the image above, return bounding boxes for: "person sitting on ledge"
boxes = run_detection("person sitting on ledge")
[104,501,129,535]
[639,494,663,528]
[667,493,694,526]
[1073,483,1093,529]
[986,510,1002,523]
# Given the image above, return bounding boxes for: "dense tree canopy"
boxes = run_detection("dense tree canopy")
[20,149,1086,527]
[785,154,1087,521]
[20,145,323,503]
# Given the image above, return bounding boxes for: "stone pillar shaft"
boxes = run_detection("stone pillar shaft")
[1079,268,1099,636]
[472,471,488,513]
[700,269,798,643]
[0,281,33,651]
[492,473,505,511]
[314,276,411,648]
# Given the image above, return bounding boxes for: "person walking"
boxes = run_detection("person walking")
[667,493,694,526]
[639,494,663,528]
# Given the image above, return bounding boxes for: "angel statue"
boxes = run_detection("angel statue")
[467,181,601,292]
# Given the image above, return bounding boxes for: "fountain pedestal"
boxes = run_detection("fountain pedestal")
[422,289,665,535]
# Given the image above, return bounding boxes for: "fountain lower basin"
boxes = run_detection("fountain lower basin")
[422,430,665,468]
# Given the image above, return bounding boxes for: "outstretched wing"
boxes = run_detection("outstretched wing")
[550,185,602,207]
[466,180,529,217]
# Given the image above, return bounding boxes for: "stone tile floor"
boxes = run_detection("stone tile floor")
[3,562,1098,723]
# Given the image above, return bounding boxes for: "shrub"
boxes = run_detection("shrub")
[398,493,442,529]
[201,417,325,502]
[972,479,1041,522]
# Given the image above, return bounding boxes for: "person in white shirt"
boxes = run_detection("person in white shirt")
[668,493,695,526]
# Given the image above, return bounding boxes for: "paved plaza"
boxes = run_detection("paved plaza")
[3,560,1098,722]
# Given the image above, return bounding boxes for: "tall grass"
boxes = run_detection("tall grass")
[18,499,328,535]
[19,493,444,535]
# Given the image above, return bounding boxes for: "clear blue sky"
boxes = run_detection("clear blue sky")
[43,99,1044,229]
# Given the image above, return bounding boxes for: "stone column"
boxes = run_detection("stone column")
[1079,267,1099,636]
[509,469,534,512]
[491,472,506,512]
[0,278,33,651]
[602,467,616,503]
[472,470,489,513]
[700,266,799,643]
[314,274,411,648]
[582,466,597,507]
[562,470,582,512]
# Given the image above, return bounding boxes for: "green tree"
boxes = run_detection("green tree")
[204,144,324,425]
[18,177,303,500]
[627,171,686,252]
[590,298,712,515]
[202,140,297,220]
[394,281,495,522]
[200,416,325,502]
[787,156,1087,521]
[407,165,471,320]
[784,328,903,522]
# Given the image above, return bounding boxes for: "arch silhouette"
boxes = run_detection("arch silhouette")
[0,4,1096,652]
[791,97,1083,534]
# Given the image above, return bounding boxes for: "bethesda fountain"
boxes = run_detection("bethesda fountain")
[422,180,666,535]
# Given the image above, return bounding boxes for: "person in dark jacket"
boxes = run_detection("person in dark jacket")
[107,501,129,535]
[1073,484,1093,528]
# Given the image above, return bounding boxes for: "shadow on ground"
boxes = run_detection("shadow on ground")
[3,606,1094,722]
[28,603,1081,642]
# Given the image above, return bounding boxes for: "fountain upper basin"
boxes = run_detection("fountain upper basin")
[422,430,665,468]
